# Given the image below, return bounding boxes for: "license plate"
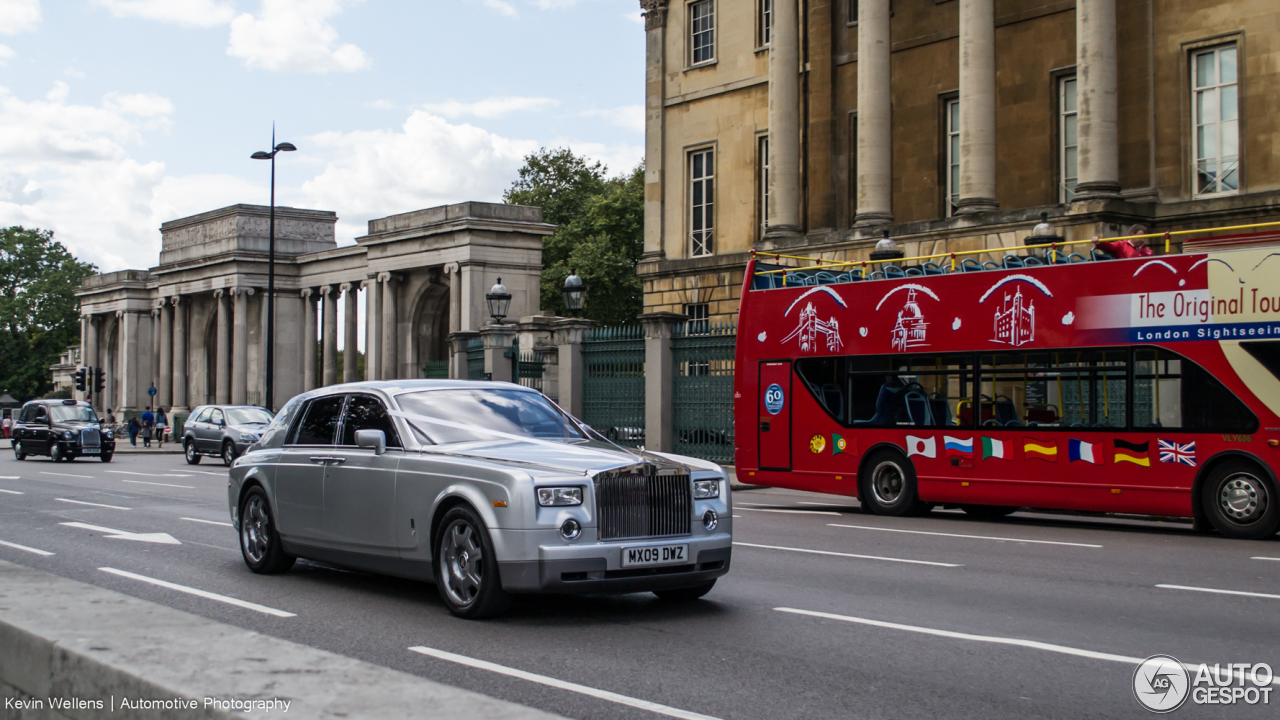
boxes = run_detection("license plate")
[82,448,100,454]
[621,544,689,568]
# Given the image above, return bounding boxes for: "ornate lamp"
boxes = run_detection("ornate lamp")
[486,278,512,324]
[561,270,585,317]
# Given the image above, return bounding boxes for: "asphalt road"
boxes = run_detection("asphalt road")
[1,450,1277,719]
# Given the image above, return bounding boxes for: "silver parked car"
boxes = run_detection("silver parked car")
[183,405,274,466]
[227,380,732,618]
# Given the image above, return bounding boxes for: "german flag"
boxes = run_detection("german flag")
[1114,439,1151,466]
[1023,437,1057,462]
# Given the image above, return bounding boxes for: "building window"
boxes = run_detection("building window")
[847,0,859,26]
[758,0,772,47]
[1192,44,1239,196]
[758,135,770,240]
[690,1,715,65]
[690,148,715,257]
[1059,76,1078,202]
[685,302,710,332]
[946,99,960,217]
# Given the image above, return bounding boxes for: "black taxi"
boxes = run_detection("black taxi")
[12,399,116,462]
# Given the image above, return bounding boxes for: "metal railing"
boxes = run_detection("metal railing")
[673,319,736,463]
[422,360,449,379]
[582,325,646,447]
[466,337,484,380]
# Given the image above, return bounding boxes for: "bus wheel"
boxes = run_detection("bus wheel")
[860,450,926,517]
[1202,460,1280,540]
[960,505,1017,520]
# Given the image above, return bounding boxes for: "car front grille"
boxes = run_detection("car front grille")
[81,429,101,447]
[596,471,691,541]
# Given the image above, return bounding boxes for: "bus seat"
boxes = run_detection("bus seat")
[993,395,1017,424]
[1068,253,1087,263]
[804,273,821,286]
[1003,419,1024,427]
[922,262,945,275]
[982,419,1001,427]
[982,260,1001,270]
[1023,256,1044,266]
[961,258,983,273]
[905,267,923,277]
[869,270,886,280]
[928,393,951,426]
[904,391,933,426]
[884,265,905,279]
[835,272,853,283]
[1003,255,1025,269]
[820,384,844,419]
[853,380,906,425]
[1046,249,1069,265]
[850,268,864,281]
[1091,248,1112,261]
[815,271,839,285]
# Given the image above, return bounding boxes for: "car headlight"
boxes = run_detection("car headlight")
[238,433,260,443]
[536,487,583,507]
[62,431,74,440]
[103,430,113,440]
[693,479,720,499]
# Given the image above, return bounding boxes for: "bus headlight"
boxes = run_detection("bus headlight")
[693,479,720,499]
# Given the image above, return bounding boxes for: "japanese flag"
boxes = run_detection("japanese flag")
[906,435,937,459]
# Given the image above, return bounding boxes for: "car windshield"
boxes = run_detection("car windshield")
[395,388,585,444]
[50,405,98,423]
[225,408,273,426]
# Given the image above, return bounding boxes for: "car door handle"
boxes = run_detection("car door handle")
[308,456,346,464]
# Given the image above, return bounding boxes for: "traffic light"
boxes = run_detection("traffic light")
[93,367,105,396]
[74,368,87,393]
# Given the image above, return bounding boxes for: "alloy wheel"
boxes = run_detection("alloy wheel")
[241,494,271,564]
[440,519,484,608]
[1219,472,1268,524]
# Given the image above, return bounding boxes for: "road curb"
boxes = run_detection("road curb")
[0,560,564,720]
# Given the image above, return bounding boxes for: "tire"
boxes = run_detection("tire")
[434,506,510,619]
[960,505,1017,520]
[654,580,716,602]
[13,441,25,461]
[859,449,927,516]
[184,440,201,465]
[222,441,236,467]
[239,486,296,574]
[1202,459,1280,540]
[49,444,64,463]
[100,452,113,463]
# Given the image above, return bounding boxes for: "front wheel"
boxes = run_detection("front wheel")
[222,442,236,467]
[239,487,295,574]
[654,580,716,602]
[859,450,927,516]
[184,441,201,465]
[435,506,510,619]
[1202,460,1280,540]
[13,441,25,461]
[49,444,64,463]
[100,452,113,463]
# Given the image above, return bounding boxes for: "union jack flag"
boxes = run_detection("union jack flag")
[1158,439,1197,467]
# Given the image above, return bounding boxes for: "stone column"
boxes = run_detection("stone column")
[639,312,685,453]
[85,315,99,409]
[447,263,461,378]
[118,311,139,411]
[342,283,358,384]
[150,307,161,406]
[170,295,187,413]
[214,290,231,404]
[957,0,998,214]
[640,0,669,258]
[232,288,252,404]
[380,273,398,380]
[302,289,317,392]
[765,0,802,238]
[480,324,517,383]
[158,300,172,409]
[322,285,339,386]
[365,275,381,381]
[1074,0,1120,200]
[856,0,893,226]
[448,331,480,381]
[552,318,597,419]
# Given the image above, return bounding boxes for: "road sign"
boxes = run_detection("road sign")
[148,385,157,396]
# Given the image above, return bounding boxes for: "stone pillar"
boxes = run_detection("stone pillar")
[856,0,893,226]
[322,285,339,386]
[365,275,381,381]
[342,282,358,384]
[1074,0,1120,200]
[170,295,187,413]
[448,331,480,381]
[447,263,461,377]
[302,288,317,392]
[158,300,172,409]
[214,290,231,404]
[552,318,597,419]
[639,312,684,452]
[118,311,139,412]
[765,0,801,238]
[380,273,398,380]
[232,287,252,404]
[150,307,160,406]
[640,0,669,259]
[957,0,998,214]
[480,324,518,383]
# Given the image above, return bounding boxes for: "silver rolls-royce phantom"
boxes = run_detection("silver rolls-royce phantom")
[228,380,733,618]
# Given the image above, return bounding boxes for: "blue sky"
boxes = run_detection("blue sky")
[0,0,646,271]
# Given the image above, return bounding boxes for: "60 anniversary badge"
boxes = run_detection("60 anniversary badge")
[1133,655,1274,713]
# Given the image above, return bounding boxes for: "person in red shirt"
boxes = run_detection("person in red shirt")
[1092,224,1154,259]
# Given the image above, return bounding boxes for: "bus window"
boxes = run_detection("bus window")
[795,354,976,428]
[1241,340,1280,381]
[979,350,1127,429]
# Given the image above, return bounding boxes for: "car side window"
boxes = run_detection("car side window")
[19,405,33,423]
[339,395,402,449]
[192,408,211,423]
[290,396,345,445]
[209,408,224,426]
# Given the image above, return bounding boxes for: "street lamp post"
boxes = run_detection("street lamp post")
[485,278,512,324]
[251,132,296,411]
[561,270,585,317]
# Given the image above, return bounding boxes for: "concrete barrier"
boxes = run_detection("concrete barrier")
[0,560,562,719]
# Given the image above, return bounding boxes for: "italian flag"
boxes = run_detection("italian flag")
[981,437,1007,460]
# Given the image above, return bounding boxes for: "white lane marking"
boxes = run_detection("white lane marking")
[56,498,130,510]
[774,606,1280,687]
[40,472,93,479]
[98,568,295,617]
[119,479,194,489]
[737,507,841,516]
[0,489,23,495]
[734,541,961,568]
[60,522,181,545]
[1157,584,1280,601]
[0,539,54,556]
[1252,557,1280,562]
[188,471,227,476]
[827,523,1102,548]
[798,501,849,507]
[107,471,193,479]
[0,475,20,479]
[181,517,234,528]
[408,645,722,720]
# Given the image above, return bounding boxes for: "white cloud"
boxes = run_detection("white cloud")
[91,0,236,28]
[0,44,14,66]
[0,0,41,35]
[533,0,593,9]
[580,104,644,134]
[551,139,643,177]
[422,96,559,120]
[227,0,370,73]
[482,0,517,17]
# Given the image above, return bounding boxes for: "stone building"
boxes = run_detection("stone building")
[636,0,1280,320]
[75,201,551,415]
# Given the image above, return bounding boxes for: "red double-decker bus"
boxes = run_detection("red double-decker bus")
[733,230,1280,539]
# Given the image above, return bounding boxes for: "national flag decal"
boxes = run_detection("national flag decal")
[1024,438,1058,461]
[1068,439,1101,464]
[981,437,1007,460]
[1158,439,1196,467]
[943,436,974,457]
[1114,439,1151,466]
[833,434,855,456]
[907,435,937,459]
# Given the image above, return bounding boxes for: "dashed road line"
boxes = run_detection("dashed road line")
[1252,557,1280,562]
[98,568,295,617]
[0,488,23,495]
[181,517,233,528]
[0,539,54,556]
[734,541,961,568]
[737,507,841,516]
[1156,583,1280,601]
[827,523,1102,548]
[56,498,131,510]
[119,479,194,489]
[40,472,94,479]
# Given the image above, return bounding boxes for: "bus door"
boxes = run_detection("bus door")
[758,361,792,470]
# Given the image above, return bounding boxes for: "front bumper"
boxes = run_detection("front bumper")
[497,532,733,594]
[67,440,116,455]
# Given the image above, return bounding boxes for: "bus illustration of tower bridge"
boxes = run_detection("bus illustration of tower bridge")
[783,302,844,353]
[993,286,1036,346]
[890,289,929,352]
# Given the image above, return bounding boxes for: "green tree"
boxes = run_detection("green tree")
[0,227,96,401]
[504,148,644,325]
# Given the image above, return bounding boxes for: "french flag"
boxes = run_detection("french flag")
[943,436,974,457]
[1068,439,1101,464]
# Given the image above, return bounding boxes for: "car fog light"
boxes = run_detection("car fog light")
[703,509,718,531]
[560,518,582,540]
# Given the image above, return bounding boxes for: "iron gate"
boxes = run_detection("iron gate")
[466,337,485,380]
[672,319,736,463]
[581,325,645,447]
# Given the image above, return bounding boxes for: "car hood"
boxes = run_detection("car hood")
[420,438,692,476]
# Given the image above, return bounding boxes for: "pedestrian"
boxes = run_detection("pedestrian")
[1092,224,1154,259]
[141,406,154,448]
[106,408,116,424]
[127,416,140,446]
[1,412,11,440]
[155,407,168,448]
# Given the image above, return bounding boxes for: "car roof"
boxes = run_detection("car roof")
[296,379,532,400]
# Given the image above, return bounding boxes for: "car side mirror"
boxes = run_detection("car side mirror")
[355,429,386,455]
